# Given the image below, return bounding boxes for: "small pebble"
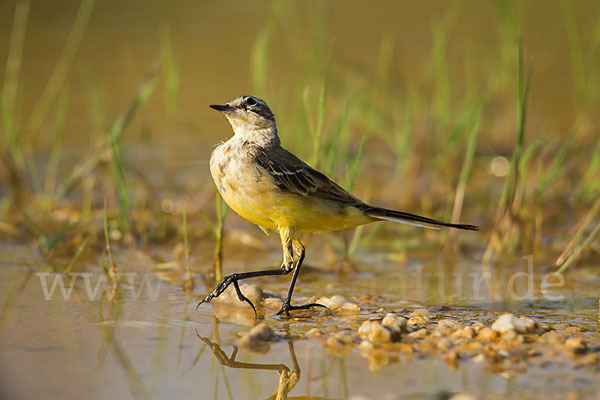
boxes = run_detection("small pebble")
[381,313,408,331]
[457,341,483,355]
[317,295,360,312]
[317,307,335,317]
[451,327,475,340]
[238,323,278,354]
[409,308,431,318]
[565,326,583,334]
[408,315,430,326]
[408,328,428,339]
[305,328,322,338]
[263,297,283,310]
[449,393,476,400]
[497,349,510,358]
[565,337,587,354]
[437,337,452,350]
[541,330,565,344]
[477,327,499,341]
[491,313,536,334]
[444,350,460,362]
[436,318,459,333]
[357,320,401,343]
[537,322,551,331]
[471,322,485,333]
[503,330,519,340]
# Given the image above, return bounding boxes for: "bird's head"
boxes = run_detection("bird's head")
[210,96,276,136]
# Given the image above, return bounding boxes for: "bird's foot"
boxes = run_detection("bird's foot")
[276,301,328,317]
[197,275,235,307]
[197,275,257,318]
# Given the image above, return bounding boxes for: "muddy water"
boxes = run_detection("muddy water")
[1,247,598,399]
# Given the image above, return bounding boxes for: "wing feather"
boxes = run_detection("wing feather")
[254,146,361,205]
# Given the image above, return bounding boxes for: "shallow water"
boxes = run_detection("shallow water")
[1,246,598,399]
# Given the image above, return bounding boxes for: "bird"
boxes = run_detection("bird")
[197,95,478,317]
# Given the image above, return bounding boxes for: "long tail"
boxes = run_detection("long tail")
[360,205,479,231]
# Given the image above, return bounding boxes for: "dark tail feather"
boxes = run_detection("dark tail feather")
[361,206,479,231]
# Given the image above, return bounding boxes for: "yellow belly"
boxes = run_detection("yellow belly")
[210,142,373,234]
[219,175,372,234]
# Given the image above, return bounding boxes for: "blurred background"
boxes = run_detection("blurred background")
[1,0,599,264]
[1,0,600,244]
[1,1,600,398]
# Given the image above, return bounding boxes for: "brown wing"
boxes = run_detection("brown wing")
[254,146,362,205]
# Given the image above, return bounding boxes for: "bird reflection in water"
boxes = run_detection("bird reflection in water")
[193,330,334,400]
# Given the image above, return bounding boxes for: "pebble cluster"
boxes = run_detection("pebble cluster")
[210,283,599,375]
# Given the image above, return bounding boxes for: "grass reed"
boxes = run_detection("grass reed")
[182,205,193,290]
[213,194,229,282]
[483,40,530,264]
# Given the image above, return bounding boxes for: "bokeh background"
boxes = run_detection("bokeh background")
[1,1,599,260]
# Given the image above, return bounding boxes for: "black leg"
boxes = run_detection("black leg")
[197,239,326,317]
[196,266,291,313]
[276,241,327,317]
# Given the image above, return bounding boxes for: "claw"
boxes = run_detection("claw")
[196,297,208,311]
[196,292,217,310]
[233,280,258,319]
[196,275,234,310]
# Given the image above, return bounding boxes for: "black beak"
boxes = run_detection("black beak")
[209,104,234,112]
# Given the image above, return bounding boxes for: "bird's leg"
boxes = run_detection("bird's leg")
[196,229,297,312]
[196,267,292,312]
[276,239,327,317]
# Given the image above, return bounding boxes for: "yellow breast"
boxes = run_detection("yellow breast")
[210,141,373,234]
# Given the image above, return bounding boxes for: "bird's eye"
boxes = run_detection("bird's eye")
[246,97,257,107]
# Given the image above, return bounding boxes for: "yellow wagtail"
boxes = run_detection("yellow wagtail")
[198,95,478,316]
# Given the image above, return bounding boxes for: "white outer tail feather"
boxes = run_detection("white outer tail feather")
[372,215,440,230]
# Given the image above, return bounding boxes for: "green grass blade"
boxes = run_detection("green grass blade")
[560,0,587,108]
[160,25,179,118]
[25,0,95,139]
[1,0,30,171]
[55,55,163,199]
[44,88,70,196]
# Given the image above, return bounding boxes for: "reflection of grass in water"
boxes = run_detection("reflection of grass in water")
[64,278,152,400]
[0,267,34,333]
[96,222,151,399]
[102,200,118,281]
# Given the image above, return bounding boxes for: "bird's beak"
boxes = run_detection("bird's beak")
[209,104,235,112]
